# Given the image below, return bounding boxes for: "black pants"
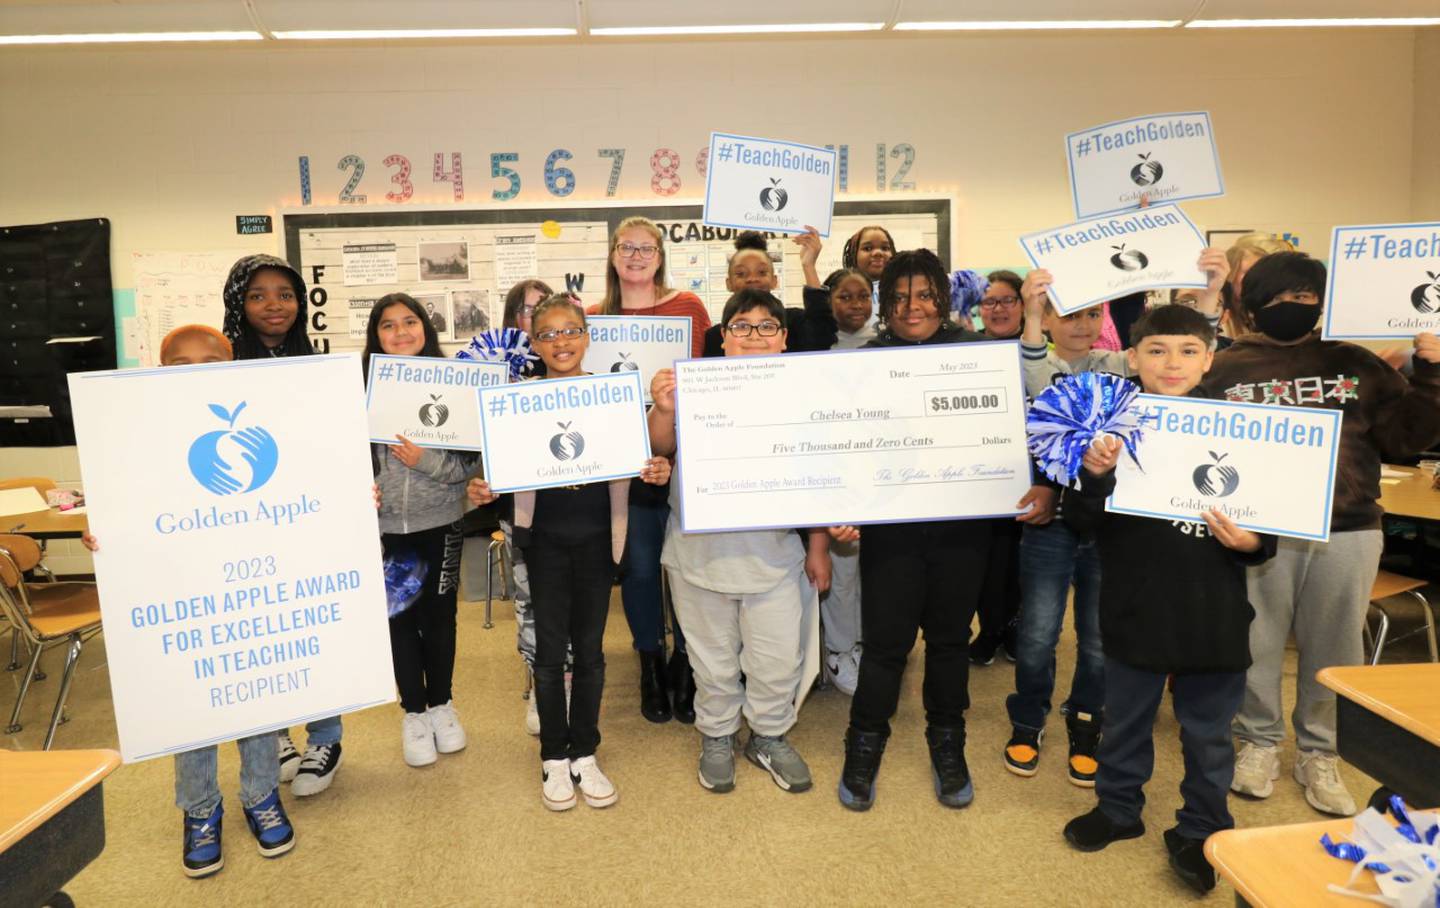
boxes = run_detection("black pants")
[527,532,614,762]
[1095,658,1246,839]
[974,518,1022,643]
[386,521,464,714]
[850,519,993,736]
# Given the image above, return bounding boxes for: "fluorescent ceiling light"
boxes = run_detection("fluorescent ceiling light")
[1187,18,1440,28]
[592,23,885,36]
[894,20,1180,31]
[273,28,576,40]
[0,31,263,45]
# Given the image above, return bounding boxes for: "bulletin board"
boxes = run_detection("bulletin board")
[282,197,951,354]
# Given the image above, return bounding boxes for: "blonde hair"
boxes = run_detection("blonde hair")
[601,216,671,314]
[1224,233,1295,274]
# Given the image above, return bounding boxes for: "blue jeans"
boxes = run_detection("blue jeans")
[292,716,341,747]
[1005,521,1104,732]
[175,732,279,817]
[620,497,685,655]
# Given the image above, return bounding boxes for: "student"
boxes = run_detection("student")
[1003,256,1226,787]
[221,253,342,795]
[83,325,295,878]
[595,216,711,725]
[363,293,477,767]
[1059,305,1277,894]
[1218,234,1294,339]
[647,288,831,795]
[700,230,839,356]
[1205,252,1440,816]
[975,270,1024,341]
[471,294,673,810]
[835,249,1056,811]
[841,224,896,314]
[500,277,553,732]
[818,267,879,350]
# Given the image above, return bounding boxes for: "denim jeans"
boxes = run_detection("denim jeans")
[175,732,279,817]
[620,496,685,655]
[301,716,342,747]
[1005,520,1104,732]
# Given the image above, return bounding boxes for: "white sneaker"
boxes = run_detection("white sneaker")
[402,713,437,767]
[541,759,577,811]
[277,731,300,783]
[427,701,467,754]
[525,683,540,736]
[570,755,618,808]
[1294,750,1357,816]
[1231,742,1281,798]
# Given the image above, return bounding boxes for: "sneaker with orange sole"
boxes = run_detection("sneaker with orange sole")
[1004,726,1044,776]
[1067,711,1102,788]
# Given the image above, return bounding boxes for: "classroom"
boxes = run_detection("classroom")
[3,2,1440,905]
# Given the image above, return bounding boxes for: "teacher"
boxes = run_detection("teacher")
[593,217,712,724]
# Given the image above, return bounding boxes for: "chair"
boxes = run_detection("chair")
[0,481,60,675]
[0,534,103,749]
[1363,570,1437,665]
[484,529,512,630]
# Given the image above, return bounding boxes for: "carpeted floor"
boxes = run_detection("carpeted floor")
[5,575,1394,907]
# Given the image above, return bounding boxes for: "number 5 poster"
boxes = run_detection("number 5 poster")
[68,355,394,763]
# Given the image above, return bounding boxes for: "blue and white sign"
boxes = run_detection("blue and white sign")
[1323,222,1440,340]
[703,132,837,238]
[673,344,1033,533]
[67,355,394,763]
[581,316,691,405]
[1019,204,1209,315]
[1066,111,1224,219]
[1106,395,1342,542]
[366,354,507,451]
[477,371,651,493]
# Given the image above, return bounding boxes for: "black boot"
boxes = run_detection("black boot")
[639,650,672,723]
[838,727,887,811]
[925,726,974,808]
[1164,827,1217,894]
[668,649,697,724]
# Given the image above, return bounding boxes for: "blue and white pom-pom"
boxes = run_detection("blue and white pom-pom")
[383,551,429,617]
[1319,795,1439,906]
[457,327,537,381]
[949,269,989,319]
[1026,372,1146,486]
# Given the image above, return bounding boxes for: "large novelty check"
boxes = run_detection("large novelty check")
[673,343,1034,532]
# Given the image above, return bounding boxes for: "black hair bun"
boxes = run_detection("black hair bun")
[734,230,769,252]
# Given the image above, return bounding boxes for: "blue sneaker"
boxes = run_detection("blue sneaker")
[242,788,296,858]
[181,802,224,878]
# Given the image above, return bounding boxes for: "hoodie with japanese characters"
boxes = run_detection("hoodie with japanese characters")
[1203,332,1440,532]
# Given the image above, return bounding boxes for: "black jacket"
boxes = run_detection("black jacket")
[863,321,986,349]
[1063,393,1277,674]
[701,288,838,357]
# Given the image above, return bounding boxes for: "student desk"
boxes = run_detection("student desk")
[1206,816,1388,907]
[1379,464,1440,522]
[1318,664,1440,812]
[5,507,88,541]
[0,748,120,907]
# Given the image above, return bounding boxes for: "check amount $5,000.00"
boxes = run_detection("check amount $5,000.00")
[672,346,1034,533]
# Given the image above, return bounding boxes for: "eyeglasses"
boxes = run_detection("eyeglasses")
[979,296,1020,310]
[534,326,586,342]
[725,321,782,338]
[617,242,659,260]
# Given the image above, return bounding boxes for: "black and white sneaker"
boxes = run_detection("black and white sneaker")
[291,741,342,797]
[277,731,300,783]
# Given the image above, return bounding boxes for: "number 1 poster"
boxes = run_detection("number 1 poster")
[68,355,394,763]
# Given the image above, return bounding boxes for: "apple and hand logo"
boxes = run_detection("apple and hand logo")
[1130,153,1164,186]
[419,394,449,427]
[1110,244,1150,272]
[549,422,586,461]
[611,353,640,372]
[188,401,280,496]
[1192,451,1240,498]
[1411,271,1440,314]
[759,178,788,211]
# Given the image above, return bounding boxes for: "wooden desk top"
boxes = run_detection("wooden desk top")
[1318,664,1440,747]
[3,507,87,540]
[0,749,120,854]
[1379,464,1440,522]
[1206,818,1384,907]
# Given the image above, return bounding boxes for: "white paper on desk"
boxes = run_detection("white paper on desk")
[0,487,49,517]
[1381,467,1410,479]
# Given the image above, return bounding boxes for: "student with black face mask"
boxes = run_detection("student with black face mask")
[1204,251,1440,818]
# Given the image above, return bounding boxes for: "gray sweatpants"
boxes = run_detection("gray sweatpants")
[1234,529,1383,754]
[822,538,862,655]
